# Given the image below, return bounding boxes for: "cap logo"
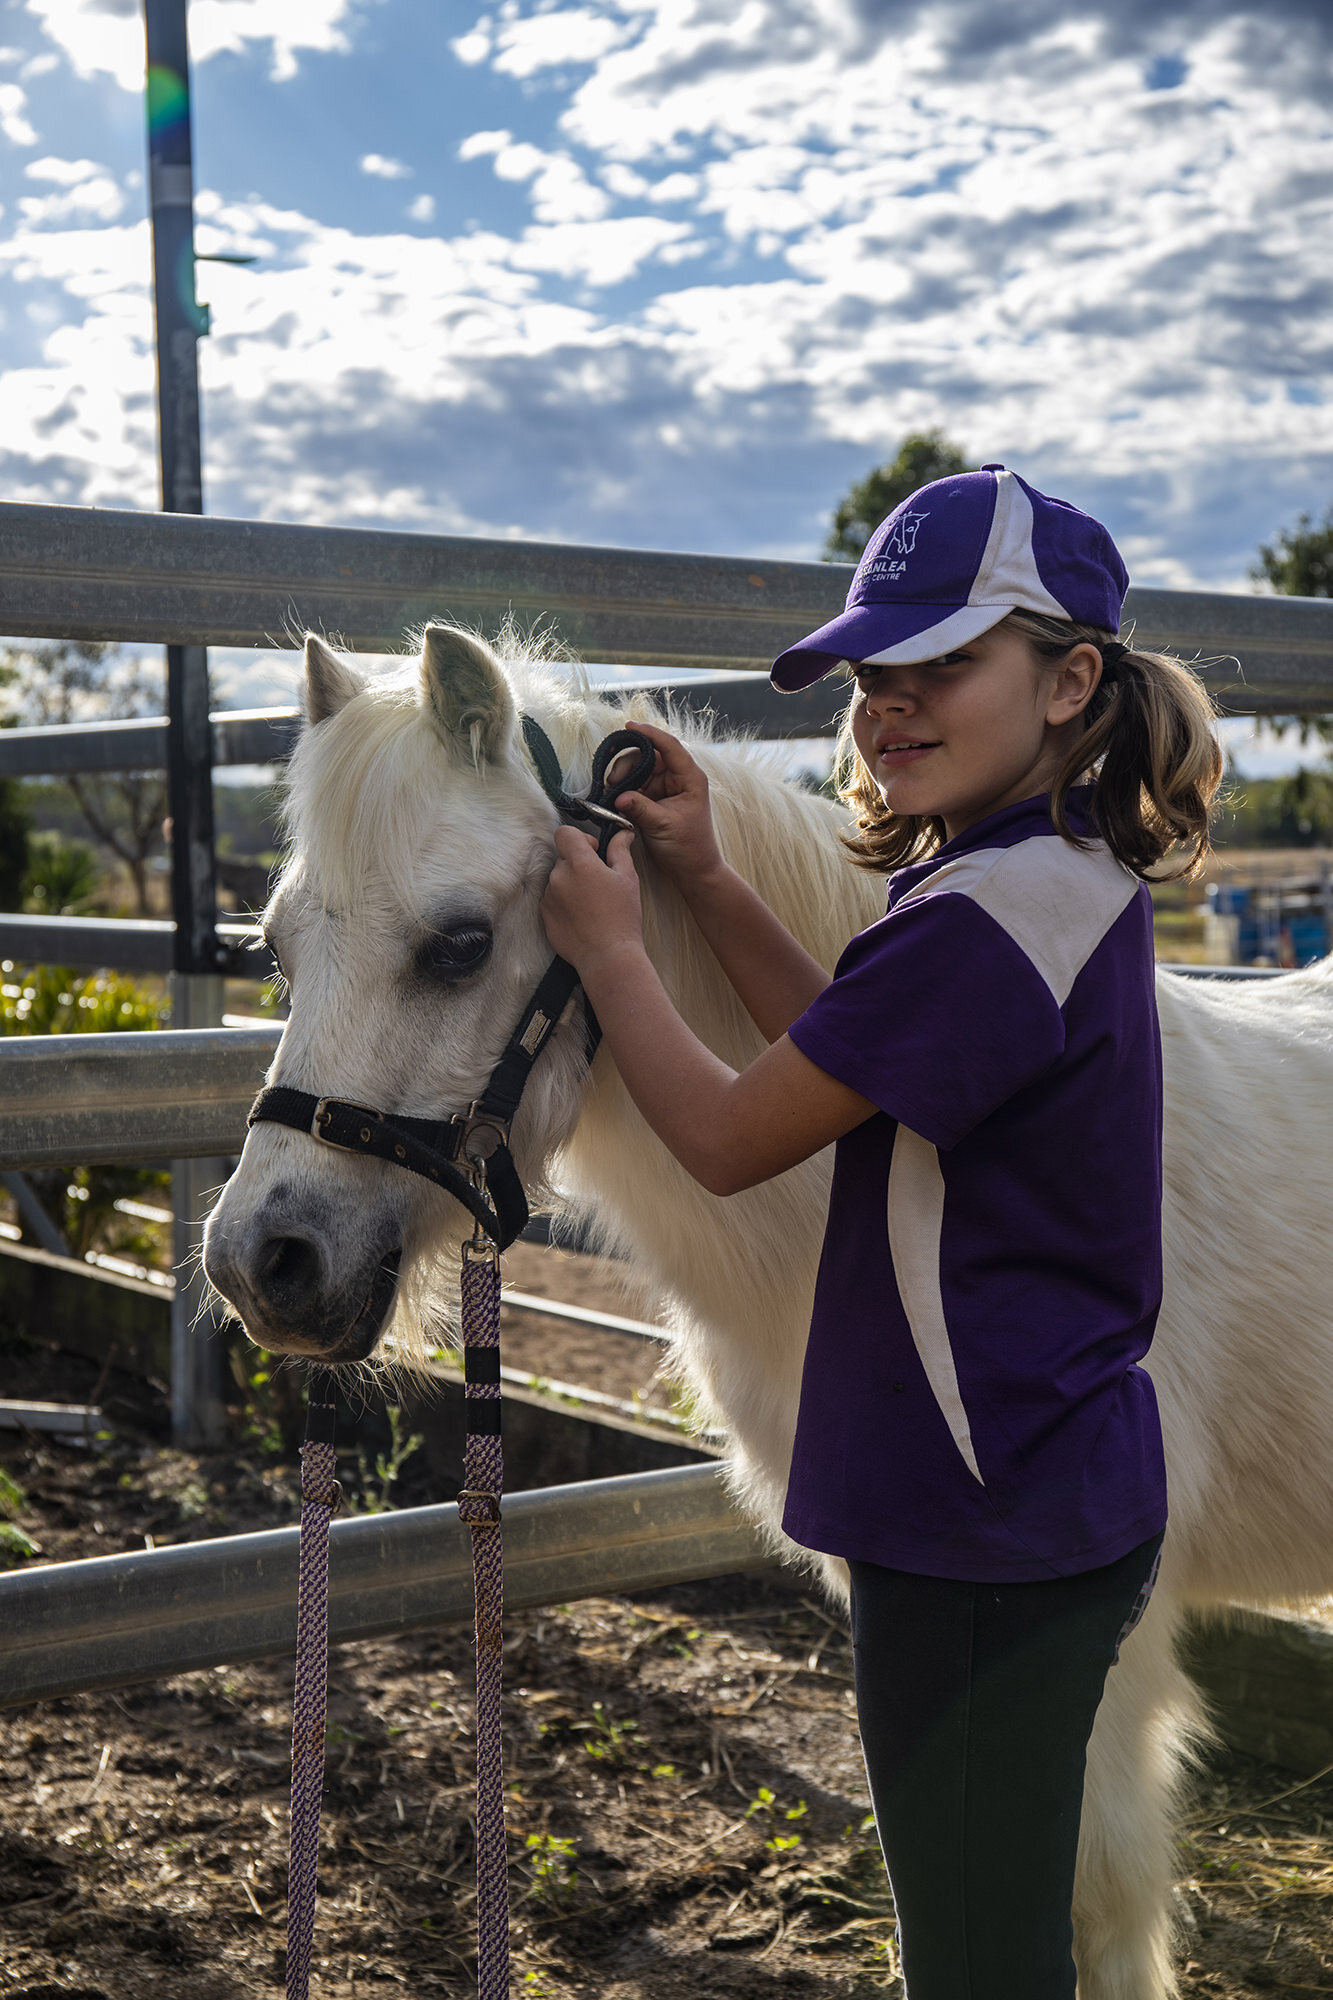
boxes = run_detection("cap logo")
[882,508,929,557]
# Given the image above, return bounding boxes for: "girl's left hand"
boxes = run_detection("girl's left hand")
[540,826,643,975]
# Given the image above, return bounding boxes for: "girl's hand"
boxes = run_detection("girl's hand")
[611,722,723,889]
[540,826,644,976]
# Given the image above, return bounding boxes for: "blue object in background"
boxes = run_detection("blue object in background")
[1206,881,1331,967]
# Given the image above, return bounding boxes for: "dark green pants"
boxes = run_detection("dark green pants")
[848,1534,1162,2000]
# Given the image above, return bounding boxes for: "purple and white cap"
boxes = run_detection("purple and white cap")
[771,465,1129,692]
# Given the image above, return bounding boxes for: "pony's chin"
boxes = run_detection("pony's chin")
[242,1246,403,1365]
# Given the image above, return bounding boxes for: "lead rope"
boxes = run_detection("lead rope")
[284,1200,508,2000]
[286,1368,339,2000]
[457,1221,508,2000]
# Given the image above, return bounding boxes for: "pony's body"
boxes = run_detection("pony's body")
[204,632,1333,2000]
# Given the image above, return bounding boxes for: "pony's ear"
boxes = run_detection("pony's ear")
[303,635,365,725]
[419,625,515,763]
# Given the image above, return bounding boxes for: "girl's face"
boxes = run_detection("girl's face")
[848,623,1102,841]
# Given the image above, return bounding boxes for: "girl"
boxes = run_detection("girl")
[539,464,1222,1998]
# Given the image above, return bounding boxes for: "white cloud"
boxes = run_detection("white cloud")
[19,171,123,223]
[408,193,435,224]
[0,80,37,145]
[486,140,612,225]
[459,129,511,161]
[25,0,360,92]
[647,172,698,204]
[25,153,102,183]
[361,153,410,180]
[451,17,492,66]
[488,6,630,78]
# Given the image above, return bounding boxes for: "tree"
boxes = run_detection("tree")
[4,641,168,917]
[23,831,101,916]
[1252,510,1333,598]
[824,430,971,562]
[1250,508,1333,806]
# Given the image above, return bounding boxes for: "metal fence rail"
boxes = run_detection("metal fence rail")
[0,1462,772,1709]
[0,914,269,976]
[4,500,1333,709]
[0,1025,279,1167]
[0,968,1279,1169]
[0,673,852,780]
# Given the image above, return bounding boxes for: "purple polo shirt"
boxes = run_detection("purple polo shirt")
[784,791,1167,1581]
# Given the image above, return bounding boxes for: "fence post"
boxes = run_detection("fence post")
[145,0,230,1445]
[169,972,229,1445]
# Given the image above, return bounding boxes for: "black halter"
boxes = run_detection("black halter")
[246,717,656,1252]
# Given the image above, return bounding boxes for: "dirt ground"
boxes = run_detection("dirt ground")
[2,1249,1332,1999]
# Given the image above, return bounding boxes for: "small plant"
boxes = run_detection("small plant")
[0,1520,39,1567]
[576,1702,638,1765]
[524,1831,577,1906]
[0,1466,25,1518]
[746,1784,808,1852]
[353,1406,424,1514]
[0,1468,38,1566]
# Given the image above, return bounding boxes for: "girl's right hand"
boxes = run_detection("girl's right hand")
[613,721,723,888]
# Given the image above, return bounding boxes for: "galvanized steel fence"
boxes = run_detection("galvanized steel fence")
[0,500,1328,1673]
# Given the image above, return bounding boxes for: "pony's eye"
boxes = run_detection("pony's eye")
[417,926,493,981]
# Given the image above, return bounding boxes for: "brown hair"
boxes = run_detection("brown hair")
[836,609,1224,880]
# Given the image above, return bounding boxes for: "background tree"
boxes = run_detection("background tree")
[824,429,971,562]
[1249,507,1333,837]
[4,641,167,916]
[1252,509,1333,598]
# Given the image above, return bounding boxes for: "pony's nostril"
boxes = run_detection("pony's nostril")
[256,1234,322,1307]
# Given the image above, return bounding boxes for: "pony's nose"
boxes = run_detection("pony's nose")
[254,1232,326,1314]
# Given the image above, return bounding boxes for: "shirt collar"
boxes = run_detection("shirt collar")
[888,787,1097,905]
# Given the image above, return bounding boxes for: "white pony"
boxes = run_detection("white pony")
[204,625,1333,2000]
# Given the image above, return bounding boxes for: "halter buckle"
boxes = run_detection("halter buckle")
[312,1097,383,1151]
[452,1105,510,1168]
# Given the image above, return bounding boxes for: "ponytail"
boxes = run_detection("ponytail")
[1009,609,1224,879]
[836,609,1224,880]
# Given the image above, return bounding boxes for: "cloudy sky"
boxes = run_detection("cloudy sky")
[0,0,1330,733]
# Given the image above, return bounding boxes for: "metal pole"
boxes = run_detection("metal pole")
[168,975,230,1447]
[145,0,206,521]
[144,0,226,1443]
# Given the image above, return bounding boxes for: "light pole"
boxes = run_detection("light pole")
[144,0,228,1445]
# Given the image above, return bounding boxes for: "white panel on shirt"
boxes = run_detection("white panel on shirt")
[885,830,1138,1488]
[887,1126,986,1485]
[897,832,1139,1007]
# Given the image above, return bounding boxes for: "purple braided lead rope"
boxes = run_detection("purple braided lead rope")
[286,1369,340,2000]
[457,1242,509,2000]
[284,1250,507,1998]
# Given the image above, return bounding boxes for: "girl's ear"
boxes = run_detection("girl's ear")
[419,625,516,763]
[304,634,366,725]
[1046,642,1104,726]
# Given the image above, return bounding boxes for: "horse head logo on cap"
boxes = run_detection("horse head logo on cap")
[882,508,929,557]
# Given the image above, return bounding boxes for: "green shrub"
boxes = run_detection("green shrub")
[0,962,163,1035]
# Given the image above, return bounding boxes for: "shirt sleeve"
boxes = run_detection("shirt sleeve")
[787,889,1065,1149]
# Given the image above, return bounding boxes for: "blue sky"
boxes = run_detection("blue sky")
[0,0,1331,753]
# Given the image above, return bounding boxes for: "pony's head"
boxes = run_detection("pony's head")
[203,624,595,1365]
